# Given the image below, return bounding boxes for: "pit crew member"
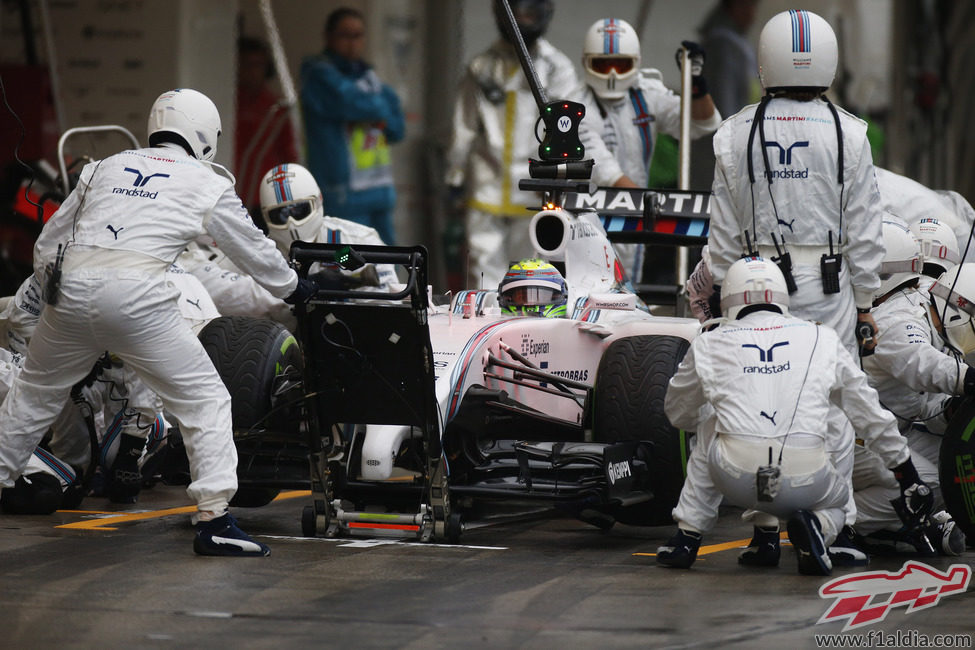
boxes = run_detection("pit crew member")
[656,257,931,576]
[445,0,579,287]
[574,18,720,280]
[705,8,887,547]
[0,88,317,557]
[853,219,968,555]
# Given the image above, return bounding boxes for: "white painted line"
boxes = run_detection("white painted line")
[183,611,234,619]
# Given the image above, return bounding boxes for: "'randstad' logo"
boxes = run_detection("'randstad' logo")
[763,140,809,180]
[113,167,170,199]
[741,341,791,374]
[817,561,971,631]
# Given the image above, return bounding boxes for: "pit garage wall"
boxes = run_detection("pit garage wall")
[944,4,975,204]
[2,1,971,286]
[889,0,975,204]
[0,0,236,166]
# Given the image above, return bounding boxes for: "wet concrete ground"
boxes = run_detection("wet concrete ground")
[1,485,973,649]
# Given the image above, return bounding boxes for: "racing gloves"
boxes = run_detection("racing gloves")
[964,366,975,396]
[674,40,708,98]
[284,277,318,305]
[855,308,878,357]
[892,457,934,522]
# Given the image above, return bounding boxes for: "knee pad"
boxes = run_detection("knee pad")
[1,472,64,514]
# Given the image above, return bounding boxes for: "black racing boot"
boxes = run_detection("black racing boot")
[787,510,832,576]
[656,529,703,569]
[194,513,271,557]
[828,525,870,566]
[739,525,781,567]
[925,511,967,556]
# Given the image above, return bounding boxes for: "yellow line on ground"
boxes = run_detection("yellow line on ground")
[634,532,790,557]
[273,490,311,500]
[55,490,313,531]
[56,505,198,530]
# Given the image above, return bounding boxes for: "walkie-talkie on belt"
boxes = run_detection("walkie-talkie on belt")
[756,447,781,502]
[821,230,842,294]
[770,232,798,294]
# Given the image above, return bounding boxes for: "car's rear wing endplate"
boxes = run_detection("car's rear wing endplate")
[562,187,711,246]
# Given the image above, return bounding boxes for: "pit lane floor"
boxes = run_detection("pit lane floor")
[1,485,973,649]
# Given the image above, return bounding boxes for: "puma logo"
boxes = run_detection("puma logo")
[777,217,796,232]
[760,410,777,425]
[106,224,124,239]
[185,298,201,309]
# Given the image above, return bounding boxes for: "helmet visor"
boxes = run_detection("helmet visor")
[503,285,562,307]
[590,57,635,75]
[266,200,314,226]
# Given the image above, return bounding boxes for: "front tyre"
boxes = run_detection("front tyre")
[593,335,691,526]
[199,316,303,507]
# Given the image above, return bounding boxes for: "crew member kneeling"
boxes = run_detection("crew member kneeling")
[656,257,931,576]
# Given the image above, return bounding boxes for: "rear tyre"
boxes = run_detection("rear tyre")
[593,335,691,526]
[939,397,975,540]
[199,316,303,507]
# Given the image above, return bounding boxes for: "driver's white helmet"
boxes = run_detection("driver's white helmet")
[259,163,324,256]
[582,18,640,100]
[911,217,960,278]
[720,257,790,320]
[874,218,921,301]
[930,263,975,355]
[758,9,837,92]
[147,89,221,161]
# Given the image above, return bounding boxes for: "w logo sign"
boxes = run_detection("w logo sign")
[818,561,971,631]
[741,341,789,363]
[123,168,170,187]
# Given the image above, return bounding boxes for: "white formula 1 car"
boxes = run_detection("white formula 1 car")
[201,185,709,542]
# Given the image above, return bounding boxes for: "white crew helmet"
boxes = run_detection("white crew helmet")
[147,89,221,161]
[874,217,921,301]
[758,9,838,92]
[720,257,791,320]
[930,263,975,355]
[259,163,325,256]
[582,18,641,100]
[911,217,960,278]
